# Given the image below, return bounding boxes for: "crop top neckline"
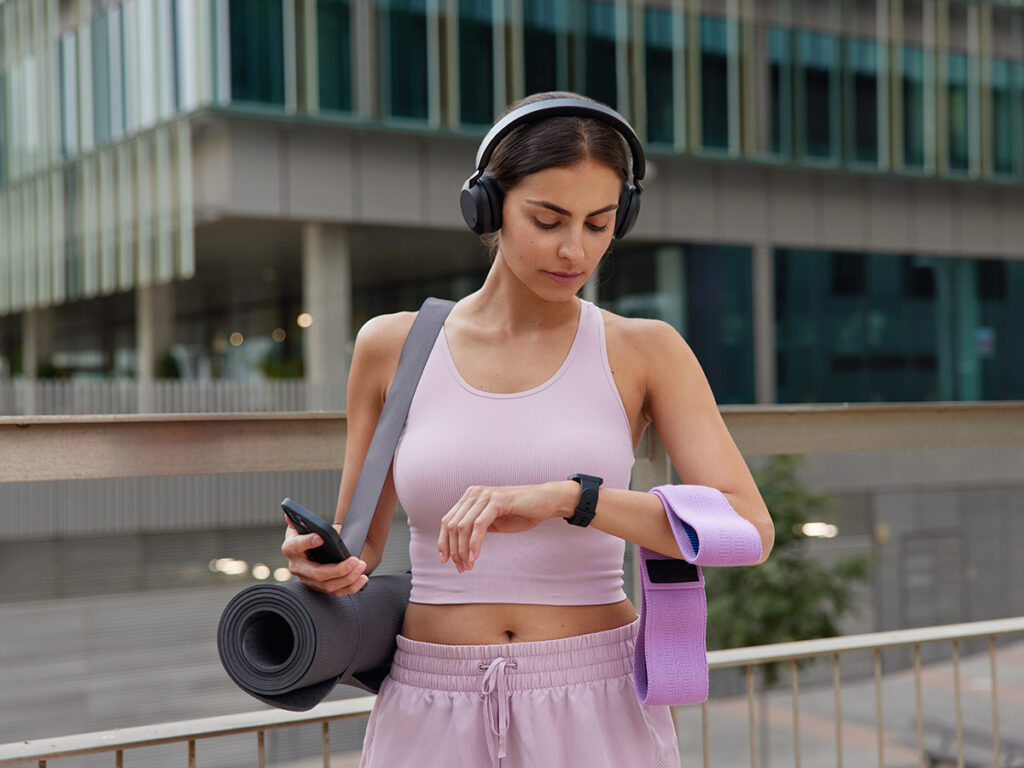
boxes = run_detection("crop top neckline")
[438,299,586,400]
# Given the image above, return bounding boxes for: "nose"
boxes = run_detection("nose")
[557,225,585,263]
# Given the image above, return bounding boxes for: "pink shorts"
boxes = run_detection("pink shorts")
[359,619,681,768]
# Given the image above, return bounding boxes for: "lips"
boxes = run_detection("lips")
[544,271,583,285]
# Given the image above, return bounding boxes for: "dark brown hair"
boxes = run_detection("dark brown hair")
[480,91,632,254]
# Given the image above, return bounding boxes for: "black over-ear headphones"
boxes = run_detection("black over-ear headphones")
[460,97,646,240]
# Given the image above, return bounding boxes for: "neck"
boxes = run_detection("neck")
[463,252,581,332]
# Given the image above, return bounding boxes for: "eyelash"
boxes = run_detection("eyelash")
[533,219,609,233]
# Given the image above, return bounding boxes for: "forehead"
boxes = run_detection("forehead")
[511,160,621,206]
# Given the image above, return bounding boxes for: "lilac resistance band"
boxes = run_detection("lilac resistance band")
[634,485,763,706]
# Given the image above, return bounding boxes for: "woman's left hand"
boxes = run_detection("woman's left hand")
[438,481,575,572]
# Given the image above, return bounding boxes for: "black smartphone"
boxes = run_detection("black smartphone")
[281,497,352,564]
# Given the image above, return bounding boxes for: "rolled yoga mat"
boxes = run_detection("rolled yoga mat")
[217,573,411,711]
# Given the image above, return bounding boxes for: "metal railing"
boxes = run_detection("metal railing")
[1,616,1022,768]
[1,403,1022,767]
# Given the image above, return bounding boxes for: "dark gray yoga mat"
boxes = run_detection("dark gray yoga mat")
[217,573,411,711]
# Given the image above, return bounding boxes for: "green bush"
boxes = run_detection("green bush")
[704,454,872,685]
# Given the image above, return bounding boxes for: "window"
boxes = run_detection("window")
[379,0,429,120]
[107,4,125,140]
[977,260,1024,400]
[767,26,791,157]
[798,31,839,161]
[317,0,353,112]
[777,250,942,403]
[990,59,1021,176]
[582,1,617,109]
[523,0,565,94]
[776,250,1024,403]
[91,11,112,145]
[228,0,285,106]
[458,0,494,126]
[846,38,878,165]
[946,52,969,172]
[599,244,754,404]
[902,45,925,169]
[643,5,674,145]
[700,16,730,151]
[59,32,78,159]
[0,72,6,185]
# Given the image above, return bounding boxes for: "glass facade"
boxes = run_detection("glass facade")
[229,0,285,106]
[598,245,754,405]
[317,0,353,113]
[458,0,494,126]
[946,52,970,172]
[581,1,619,110]
[902,45,926,170]
[379,0,430,120]
[643,6,674,145]
[700,16,731,151]
[846,38,879,165]
[798,31,840,162]
[991,58,1022,176]
[522,0,565,94]
[2,0,1023,183]
[777,250,1024,403]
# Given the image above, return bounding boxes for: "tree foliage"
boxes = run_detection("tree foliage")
[704,454,872,685]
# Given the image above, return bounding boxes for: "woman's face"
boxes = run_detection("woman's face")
[497,158,621,301]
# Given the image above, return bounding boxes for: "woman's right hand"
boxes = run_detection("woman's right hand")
[281,523,369,595]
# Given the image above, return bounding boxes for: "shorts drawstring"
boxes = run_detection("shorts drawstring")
[480,656,517,766]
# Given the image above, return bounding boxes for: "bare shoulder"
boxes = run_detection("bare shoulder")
[351,311,419,398]
[598,308,698,368]
[355,311,418,358]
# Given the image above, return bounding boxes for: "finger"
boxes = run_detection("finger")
[281,531,323,560]
[467,505,499,564]
[453,496,489,571]
[442,501,472,572]
[439,492,472,566]
[325,571,369,595]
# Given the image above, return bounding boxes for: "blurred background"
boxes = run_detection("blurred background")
[1,0,1023,766]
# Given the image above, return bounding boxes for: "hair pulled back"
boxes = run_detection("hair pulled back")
[480,91,632,253]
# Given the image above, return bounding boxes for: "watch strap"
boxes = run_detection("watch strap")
[566,473,602,527]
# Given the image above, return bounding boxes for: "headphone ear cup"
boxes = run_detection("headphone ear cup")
[475,176,503,234]
[613,184,641,240]
[460,176,503,235]
[460,178,486,235]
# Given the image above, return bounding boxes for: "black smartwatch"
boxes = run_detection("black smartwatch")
[566,473,603,527]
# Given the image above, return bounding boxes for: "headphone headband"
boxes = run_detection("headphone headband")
[468,97,646,188]
[461,96,646,239]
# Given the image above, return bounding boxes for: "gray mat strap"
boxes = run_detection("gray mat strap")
[340,298,455,555]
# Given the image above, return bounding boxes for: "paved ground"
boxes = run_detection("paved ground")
[1,587,1021,767]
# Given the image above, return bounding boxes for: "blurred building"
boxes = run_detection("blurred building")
[1,0,1022,410]
[2,1,1024,758]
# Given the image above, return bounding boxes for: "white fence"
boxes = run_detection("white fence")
[0,379,339,415]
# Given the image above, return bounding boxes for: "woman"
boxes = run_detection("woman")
[282,92,773,767]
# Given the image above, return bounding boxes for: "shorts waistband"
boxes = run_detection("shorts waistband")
[389,618,638,692]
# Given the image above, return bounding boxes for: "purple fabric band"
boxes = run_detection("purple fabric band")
[634,485,763,706]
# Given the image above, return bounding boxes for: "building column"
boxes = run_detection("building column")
[136,282,176,413]
[302,223,352,411]
[753,240,776,404]
[22,308,56,415]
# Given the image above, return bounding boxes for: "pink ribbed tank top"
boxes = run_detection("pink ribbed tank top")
[393,299,635,605]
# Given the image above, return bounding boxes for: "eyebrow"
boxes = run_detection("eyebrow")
[524,199,619,218]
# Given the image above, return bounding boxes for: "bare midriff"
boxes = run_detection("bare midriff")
[401,598,638,645]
